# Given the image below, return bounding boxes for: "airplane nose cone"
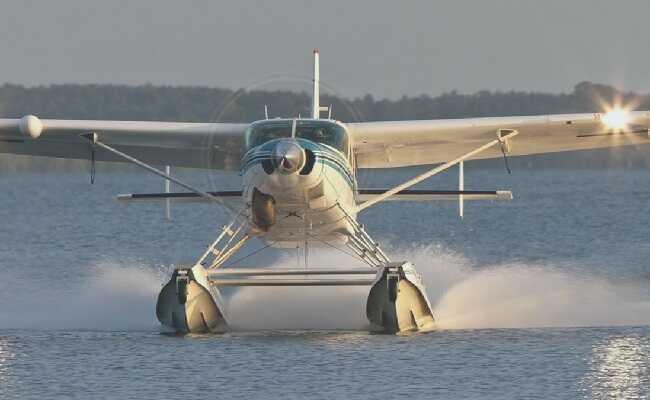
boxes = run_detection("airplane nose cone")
[272,140,305,174]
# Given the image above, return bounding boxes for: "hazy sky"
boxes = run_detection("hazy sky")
[2,0,650,98]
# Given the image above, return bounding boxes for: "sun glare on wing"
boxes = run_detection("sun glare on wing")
[601,107,631,131]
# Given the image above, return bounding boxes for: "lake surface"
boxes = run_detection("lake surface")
[1,166,650,399]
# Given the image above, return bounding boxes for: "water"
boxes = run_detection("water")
[1,165,650,399]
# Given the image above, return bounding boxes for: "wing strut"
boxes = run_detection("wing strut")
[80,132,233,215]
[355,129,518,212]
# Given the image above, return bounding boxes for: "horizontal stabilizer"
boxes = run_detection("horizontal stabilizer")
[357,189,512,202]
[117,190,242,204]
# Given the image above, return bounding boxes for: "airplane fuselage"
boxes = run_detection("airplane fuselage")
[240,118,357,246]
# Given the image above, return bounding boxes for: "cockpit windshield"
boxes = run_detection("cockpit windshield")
[246,120,349,154]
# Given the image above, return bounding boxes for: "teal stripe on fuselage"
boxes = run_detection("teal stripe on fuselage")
[319,158,355,188]
[240,139,355,188]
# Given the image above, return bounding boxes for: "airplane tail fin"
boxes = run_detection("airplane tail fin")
[311,49,320,119]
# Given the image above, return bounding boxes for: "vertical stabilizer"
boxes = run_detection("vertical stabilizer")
[311,49,320,119]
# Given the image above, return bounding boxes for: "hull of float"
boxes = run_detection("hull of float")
[156,265,228,333]
[366,262,435,333]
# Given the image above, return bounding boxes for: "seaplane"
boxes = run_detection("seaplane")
[1,50,649,334]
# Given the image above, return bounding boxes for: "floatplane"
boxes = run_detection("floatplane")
[1,50,649,333]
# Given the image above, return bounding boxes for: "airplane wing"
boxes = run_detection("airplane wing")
[348,111,650,168]
[0,116,248,170]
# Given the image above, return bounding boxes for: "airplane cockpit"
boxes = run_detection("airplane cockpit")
[245,119,349,157]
